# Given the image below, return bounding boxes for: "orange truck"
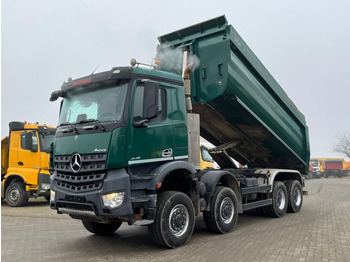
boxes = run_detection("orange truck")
[343,161,350,176]
[1,122,56,206]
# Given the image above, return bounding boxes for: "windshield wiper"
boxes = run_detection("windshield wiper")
[58,122,71,127]
[58,122,79,134]
[77,119,107,131]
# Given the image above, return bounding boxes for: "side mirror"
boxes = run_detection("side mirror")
[50,90,65,102]
[142,82,159,119]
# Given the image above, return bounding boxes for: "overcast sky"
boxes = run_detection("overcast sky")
[2,0,350,159]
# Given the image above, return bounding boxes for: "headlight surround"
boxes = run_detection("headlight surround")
[50,190,55,202]
[102,192,125,208]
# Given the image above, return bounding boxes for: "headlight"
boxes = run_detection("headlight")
[50,190,55,202]
[41,183,50,190]
[102,192,125,208]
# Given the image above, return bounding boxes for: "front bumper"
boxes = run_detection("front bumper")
[50,168,156,221]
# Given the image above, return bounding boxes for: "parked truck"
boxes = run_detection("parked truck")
[323,158,350,178]
[343,161,350,176]
[49,16,310,248]
[309,158,325,178]
[324,159,343,177]
[310,157,349,178]
[1,122,56,206]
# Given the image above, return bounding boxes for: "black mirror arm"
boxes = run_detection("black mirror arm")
[133,119,149,128]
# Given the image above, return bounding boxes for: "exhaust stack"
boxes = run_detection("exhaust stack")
[182,49,195,113]
[182,49,200,170]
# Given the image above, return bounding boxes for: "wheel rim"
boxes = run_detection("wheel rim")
[276,189,286,210]
[220,197,234,224]
[169,204,189,237]
[9,188,20,202]
[293,187,302,206]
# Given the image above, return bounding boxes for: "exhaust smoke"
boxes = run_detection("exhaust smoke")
[155,44,200,74]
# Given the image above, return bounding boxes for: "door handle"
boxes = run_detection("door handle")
[162,148,173,157]
[18,162,24,166]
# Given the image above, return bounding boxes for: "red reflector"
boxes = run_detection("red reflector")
[72,78,92,86]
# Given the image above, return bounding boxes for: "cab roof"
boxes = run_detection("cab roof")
[9,122,56,132]
[50,66,183,102]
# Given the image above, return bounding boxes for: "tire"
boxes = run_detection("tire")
[203,187,238,234]
[5,181,29,207]
[148,191,195,248]
[285,180,303,213]
[264,181,288,218]
[82,220,122,235]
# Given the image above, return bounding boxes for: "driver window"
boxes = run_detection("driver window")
[21,132,38,151]
[133,86,144,120]
[201,147,213,162]
[133,86,166,124]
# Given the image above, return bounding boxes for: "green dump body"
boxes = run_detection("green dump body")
[157,16,310,174]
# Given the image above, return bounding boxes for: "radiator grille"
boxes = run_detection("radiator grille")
[55,172,105,193]
[54,154,107,173]
[53,153,107,193]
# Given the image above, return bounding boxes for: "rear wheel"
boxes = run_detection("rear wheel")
[82,220,122,235]
[264,181,288,218]
[285,180,303,213]
[148,191,195,248]
[5,181,29,207]
[203,187,238,234]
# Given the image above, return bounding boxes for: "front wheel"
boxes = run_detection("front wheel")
[203,187,238,234]
[82,220,122,235]
[148,191,195,248]
[285,180,303,213]
[5,181,29,207]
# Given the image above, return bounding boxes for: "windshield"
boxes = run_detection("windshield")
[39,132,55,153]
[201,146,213,162]
[58,83,128,125]
[311,160,319,167]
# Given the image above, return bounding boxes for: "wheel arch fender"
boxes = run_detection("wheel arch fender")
[152,161,196,187]
[271,170,303,188]
[3,174,26,198]
[150,161,198,214]
[200,170,242,213]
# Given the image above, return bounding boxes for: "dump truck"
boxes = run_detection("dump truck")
[1,122,56,206]
[310,158,325,178]
[324,159,343,177]
[49,16,310,248]
[323,158,350,178]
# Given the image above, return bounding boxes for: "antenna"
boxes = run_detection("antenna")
[91,64,100,75]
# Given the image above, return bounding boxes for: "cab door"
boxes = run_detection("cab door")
[17,131,41,186]
[127,80,174,166]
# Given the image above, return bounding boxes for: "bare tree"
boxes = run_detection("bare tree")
[333,132,350,158]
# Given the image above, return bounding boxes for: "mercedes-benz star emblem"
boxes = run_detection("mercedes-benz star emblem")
[70,153,82,173]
